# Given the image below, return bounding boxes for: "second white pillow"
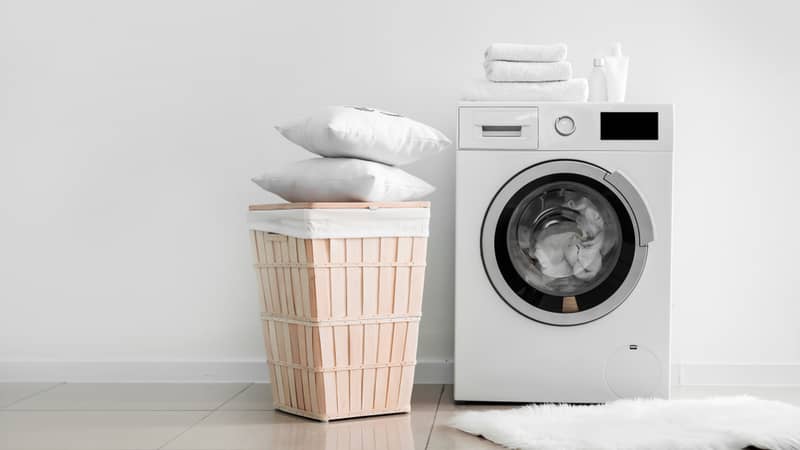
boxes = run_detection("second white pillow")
[252,158,435,202]
[276,106,450,166]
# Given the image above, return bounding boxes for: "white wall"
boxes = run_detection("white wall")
[2,0,800,383]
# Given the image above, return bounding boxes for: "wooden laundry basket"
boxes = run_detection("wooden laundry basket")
[248,202,429,421]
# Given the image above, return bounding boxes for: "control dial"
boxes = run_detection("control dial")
[555,116,576,136]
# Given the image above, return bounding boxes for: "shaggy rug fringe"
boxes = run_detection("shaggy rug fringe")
[449,396,800,450]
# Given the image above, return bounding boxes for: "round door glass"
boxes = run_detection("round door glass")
[506,181,622,297]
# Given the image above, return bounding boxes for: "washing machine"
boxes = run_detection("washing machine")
[454,102,673,403]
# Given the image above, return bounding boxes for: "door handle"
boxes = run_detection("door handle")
[481,125,523,138]
[604,171,655,246]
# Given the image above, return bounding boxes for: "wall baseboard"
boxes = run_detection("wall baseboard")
[678,363,800,386]
[0,361,270,383]
[416,359,454,384]
[1,361,797,386]
[0,359,454,384]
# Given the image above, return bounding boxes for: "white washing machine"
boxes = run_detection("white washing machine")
[455,102,673,403]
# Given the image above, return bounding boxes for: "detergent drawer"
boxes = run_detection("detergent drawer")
[458,107,538,150]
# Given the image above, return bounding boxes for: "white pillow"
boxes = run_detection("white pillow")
[252,158,435,202]
[275,106,451,166]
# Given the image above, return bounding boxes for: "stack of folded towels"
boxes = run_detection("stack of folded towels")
[462,43,588,102]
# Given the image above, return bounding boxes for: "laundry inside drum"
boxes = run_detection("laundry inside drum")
[506,180,622,301]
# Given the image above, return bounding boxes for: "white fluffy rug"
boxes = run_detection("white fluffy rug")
[449,396,800,450]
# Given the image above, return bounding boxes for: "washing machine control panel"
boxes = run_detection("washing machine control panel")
[457,103,673,152]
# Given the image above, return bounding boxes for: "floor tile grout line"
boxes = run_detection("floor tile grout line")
[214,383,255,411]
[216,382,276,412]
[424,384,446,450]
[155,409,216,450]
[155,383,254,450]
[1,382,65,410]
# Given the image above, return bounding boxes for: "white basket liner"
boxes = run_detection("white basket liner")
[247,207,430,239]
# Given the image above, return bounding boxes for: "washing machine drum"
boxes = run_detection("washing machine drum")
[482,160,653,326]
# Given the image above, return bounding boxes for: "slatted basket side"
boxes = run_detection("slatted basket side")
[262,316,420,421]
[250,231,316,319]
[250,232,428,322]
[250,231,428,420]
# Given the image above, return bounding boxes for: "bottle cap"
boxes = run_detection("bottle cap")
[593,57,605,67]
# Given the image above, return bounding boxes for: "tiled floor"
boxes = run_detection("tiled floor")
[1,383,800,449]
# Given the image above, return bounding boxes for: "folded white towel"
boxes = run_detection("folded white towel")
[485,43,567,62]
[461,78,589,102]
[485,60,572,82]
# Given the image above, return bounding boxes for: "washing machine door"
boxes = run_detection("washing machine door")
[481,160,653,326]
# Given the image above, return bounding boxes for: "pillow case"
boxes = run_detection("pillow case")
[252,158,435,202]
[275,106,450,166]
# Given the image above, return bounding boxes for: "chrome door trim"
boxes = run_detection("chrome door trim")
[604,170,654,246]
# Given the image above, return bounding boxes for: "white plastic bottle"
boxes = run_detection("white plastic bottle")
[604,43,629,102]
[589,57,607,102]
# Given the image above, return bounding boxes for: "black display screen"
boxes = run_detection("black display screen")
[600,112,659,140]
